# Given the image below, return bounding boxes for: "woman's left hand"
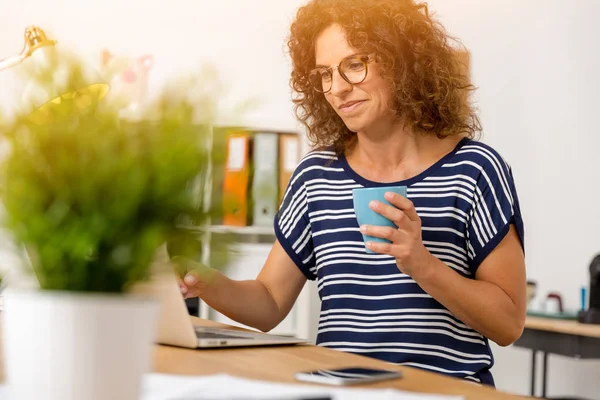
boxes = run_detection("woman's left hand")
[359,191,435,281]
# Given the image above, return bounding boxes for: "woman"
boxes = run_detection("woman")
[179,0,526,386]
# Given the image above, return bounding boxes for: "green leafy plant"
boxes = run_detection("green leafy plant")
[0,52,232,293]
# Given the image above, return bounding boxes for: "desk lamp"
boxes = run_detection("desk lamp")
[0,26,109,120]
[0,26,56,70]
[578,254,600,324]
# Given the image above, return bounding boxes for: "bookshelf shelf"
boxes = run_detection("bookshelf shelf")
[177,224,276,244]
[209,225,275,236]
[209,225,276,244]
[183,125,316,342]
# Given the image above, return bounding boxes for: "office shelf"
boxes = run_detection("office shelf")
[209,225,274,235]
[211,225,275,243]
[185,125,316,341]
[178,224,276,244]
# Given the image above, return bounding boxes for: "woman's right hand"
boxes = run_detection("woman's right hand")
[171,256,218,299]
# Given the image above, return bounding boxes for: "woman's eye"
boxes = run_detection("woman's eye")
[321,70,332,81]
[346,61,364,71]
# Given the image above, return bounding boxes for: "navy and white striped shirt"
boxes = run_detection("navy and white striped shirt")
[274,138,524,385]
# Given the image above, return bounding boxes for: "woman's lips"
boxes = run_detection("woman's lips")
[339,100,365,113]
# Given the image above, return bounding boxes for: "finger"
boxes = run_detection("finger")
[384,192,419,222]
[178,279,189,295]
[178,276,197,298]
[172,256,193,278]
[360,224,403,243]
[184,268,217,298]
[173,256,218,286]
[368,200,413,231]
[184,284,203,299]
[179,281,188,293]
[364,240,394,255]
[184,271,198,286]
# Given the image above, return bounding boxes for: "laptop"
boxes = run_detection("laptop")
[134,270,306,349]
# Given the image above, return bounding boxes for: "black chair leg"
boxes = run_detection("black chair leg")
[531,350,537,397]
[542,352,548,398]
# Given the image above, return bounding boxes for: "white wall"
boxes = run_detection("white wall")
[427,1,600,397]
[0,0,308,134]
[3,0,600,398]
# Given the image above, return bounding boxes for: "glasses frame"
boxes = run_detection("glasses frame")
[309,53,376,94]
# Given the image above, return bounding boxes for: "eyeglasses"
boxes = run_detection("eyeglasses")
[309,54,376,94]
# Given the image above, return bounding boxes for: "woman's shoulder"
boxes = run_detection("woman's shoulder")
[279,145,343,208]
[295,145,339,170]
[452,138,514,175]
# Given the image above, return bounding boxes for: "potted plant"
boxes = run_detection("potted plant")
[0,51,229,400]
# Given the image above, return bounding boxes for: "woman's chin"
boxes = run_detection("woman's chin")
[340,117,367,134]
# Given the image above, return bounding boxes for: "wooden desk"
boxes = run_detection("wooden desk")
[0,317,528,400]
[513,316,600,398]
[155,318,527,399]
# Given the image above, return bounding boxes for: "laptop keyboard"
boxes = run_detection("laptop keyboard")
[194,328,249,340]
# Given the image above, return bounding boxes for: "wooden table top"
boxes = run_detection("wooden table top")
[525,316,600,338]
[150,318,528,399]
[0,316,530,399]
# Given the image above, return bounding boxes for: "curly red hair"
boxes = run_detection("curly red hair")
[287,0,481,153]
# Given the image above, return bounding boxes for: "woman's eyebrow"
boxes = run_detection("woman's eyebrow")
[314,52,362,68]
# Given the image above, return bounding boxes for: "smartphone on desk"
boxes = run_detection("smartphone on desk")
[295,367,403,386]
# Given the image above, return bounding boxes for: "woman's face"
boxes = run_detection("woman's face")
[314,24,396,134]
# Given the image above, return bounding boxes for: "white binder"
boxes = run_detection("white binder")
[251,132,279,227]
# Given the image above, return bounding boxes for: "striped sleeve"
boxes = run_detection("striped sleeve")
[273,161,316,280]
[464,146,524,272]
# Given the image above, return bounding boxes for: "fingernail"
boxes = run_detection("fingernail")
[180,285,187,294]
[385,192,394,199]
[360,225,367,233]
[184,275,197,285]
[369,201,378,210]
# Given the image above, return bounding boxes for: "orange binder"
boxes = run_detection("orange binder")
[222,132,252,226]
[278,133,300,205]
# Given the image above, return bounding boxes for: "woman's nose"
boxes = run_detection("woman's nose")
[329,69,353,96]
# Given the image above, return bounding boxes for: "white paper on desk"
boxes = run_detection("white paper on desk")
[141,373,465,400]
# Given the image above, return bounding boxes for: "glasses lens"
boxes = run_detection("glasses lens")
[340,57,367,84]
[309,69,332,93]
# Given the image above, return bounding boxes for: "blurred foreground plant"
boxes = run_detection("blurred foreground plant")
[0,53,232,293]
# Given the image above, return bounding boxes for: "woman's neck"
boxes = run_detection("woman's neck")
[345,124,463,183]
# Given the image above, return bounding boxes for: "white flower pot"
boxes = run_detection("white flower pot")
[3,290,159,400]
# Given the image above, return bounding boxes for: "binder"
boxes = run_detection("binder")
[252,132,279,227]
[278,133,300,205]
[222,132,252,226]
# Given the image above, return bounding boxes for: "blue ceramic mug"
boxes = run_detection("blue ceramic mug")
[352,186,408,253]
